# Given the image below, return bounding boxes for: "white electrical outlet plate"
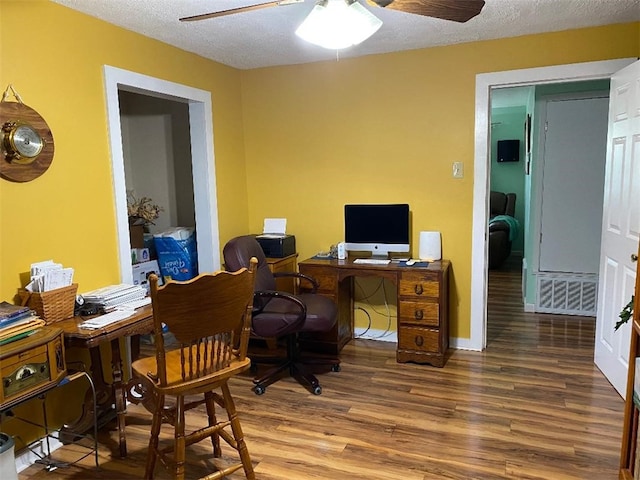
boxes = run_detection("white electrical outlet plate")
[453,161,464,178]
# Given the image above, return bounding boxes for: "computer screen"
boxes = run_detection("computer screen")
[344,204,410,258]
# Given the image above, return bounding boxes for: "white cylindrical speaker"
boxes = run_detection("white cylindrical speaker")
[418,231,441,261]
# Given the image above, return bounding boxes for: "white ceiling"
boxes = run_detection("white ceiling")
[52,0,639,70]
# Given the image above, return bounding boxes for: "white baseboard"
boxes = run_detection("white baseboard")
[353,329,480,352]
[524,302,536,312]
[449,336,480,351]
[353,328,397,342]
[14,436,63,473]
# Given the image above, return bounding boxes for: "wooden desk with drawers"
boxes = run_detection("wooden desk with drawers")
[298,257,450,367]
[266,253,298,294]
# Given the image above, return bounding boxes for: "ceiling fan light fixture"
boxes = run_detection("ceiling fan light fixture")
[295,0,383,50]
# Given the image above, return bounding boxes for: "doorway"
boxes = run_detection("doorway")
[468,58,636,352]
[488,85,610,315]
[118,90,196,237]
[103,66,221,285]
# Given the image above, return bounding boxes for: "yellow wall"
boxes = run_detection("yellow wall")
[0,0,249,302]
[0,0,638,341]
[240,22,639,338]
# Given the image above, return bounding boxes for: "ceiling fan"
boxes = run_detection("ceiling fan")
[179,0,486,23]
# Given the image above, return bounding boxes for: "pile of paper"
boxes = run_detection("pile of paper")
[0,302,45,345]
[26,260,74,293]
[82,284,146,309]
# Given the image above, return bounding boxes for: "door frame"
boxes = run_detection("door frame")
[468,58,636,351]
[103,66,220,284]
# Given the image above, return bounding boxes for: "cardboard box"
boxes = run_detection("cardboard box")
[129,225,144,248]
[132,260,163,294]
[131,248,150,264]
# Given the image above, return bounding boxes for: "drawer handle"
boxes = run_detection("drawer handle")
[415,335,424,347]
[414,310,423,320]
[414,284,423,295]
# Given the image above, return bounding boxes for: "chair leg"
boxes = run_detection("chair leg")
[253,359,292,393]
[144,393,164,479]
[287,335,321,394]
[252,333,340,395]
[175,395,186,480]
[221,382,255,480]
[291,362,322,395]
[205,391,222,457]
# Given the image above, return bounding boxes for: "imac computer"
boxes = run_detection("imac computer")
[344,204,410,259]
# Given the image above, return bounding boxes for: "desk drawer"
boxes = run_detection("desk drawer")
[312,273,337,293]
[299,268,337,293]
[398,301,439,326]
[398,326,440,353]
[399,272,439,298]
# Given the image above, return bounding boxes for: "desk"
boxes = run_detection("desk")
[298,258,450,367]
[54,305,153,458]
[266,253,298,294]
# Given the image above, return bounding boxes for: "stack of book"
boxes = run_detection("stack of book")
[0,301,45,345]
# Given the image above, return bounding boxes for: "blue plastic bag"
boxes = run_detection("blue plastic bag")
[153,229,198,281]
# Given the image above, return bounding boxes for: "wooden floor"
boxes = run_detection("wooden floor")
[18,259,625,479]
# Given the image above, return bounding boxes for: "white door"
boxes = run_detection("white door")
[594,60,640,398]
[538,96,609,274]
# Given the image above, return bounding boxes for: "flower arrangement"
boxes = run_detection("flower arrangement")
[127,191,163,226]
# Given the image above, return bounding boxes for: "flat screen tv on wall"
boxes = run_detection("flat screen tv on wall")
[497,139,520,162]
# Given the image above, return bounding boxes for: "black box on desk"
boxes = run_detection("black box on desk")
[255,234,296,258]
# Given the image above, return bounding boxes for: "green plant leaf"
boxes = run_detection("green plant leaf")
[615,295,635,331]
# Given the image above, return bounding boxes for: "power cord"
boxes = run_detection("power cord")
[354,278,395,340]
[354,306,372,338]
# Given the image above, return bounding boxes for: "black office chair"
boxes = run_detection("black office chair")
[223,235,340,395]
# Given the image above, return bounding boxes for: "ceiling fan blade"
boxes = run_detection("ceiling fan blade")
[366,0,485,23]
[180,0,303,21]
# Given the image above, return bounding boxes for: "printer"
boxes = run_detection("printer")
[255,234,296,258]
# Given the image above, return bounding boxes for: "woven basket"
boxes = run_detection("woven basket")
[19,283,78,324]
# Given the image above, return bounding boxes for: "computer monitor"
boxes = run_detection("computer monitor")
[344,204,410,258]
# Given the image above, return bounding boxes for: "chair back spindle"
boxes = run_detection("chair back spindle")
[132,258,258,480]
[148,259,256,389]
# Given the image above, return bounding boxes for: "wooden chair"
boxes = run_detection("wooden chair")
[131,259,258,480]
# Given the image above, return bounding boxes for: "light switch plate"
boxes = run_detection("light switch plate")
[453,161,464,178]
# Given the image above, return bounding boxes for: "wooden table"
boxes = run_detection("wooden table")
[298,257,450,367]
[54,305,153,458]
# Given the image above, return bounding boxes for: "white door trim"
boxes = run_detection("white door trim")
[103,66,220,284]
[468,58,636,351]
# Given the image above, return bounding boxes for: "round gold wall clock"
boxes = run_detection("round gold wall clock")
[3,121,45,162]
[0,93,55,182]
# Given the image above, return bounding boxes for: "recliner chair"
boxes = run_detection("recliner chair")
[488,191,517,269]
[223,235,340,395]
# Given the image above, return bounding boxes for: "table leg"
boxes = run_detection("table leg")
[110,337,128,458]
[60,346,114,440]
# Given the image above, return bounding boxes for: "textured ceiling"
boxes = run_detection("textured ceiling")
[52,0,640,70]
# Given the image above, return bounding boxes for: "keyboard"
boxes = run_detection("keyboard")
[79,309,136,329]
[353,258,390,265]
